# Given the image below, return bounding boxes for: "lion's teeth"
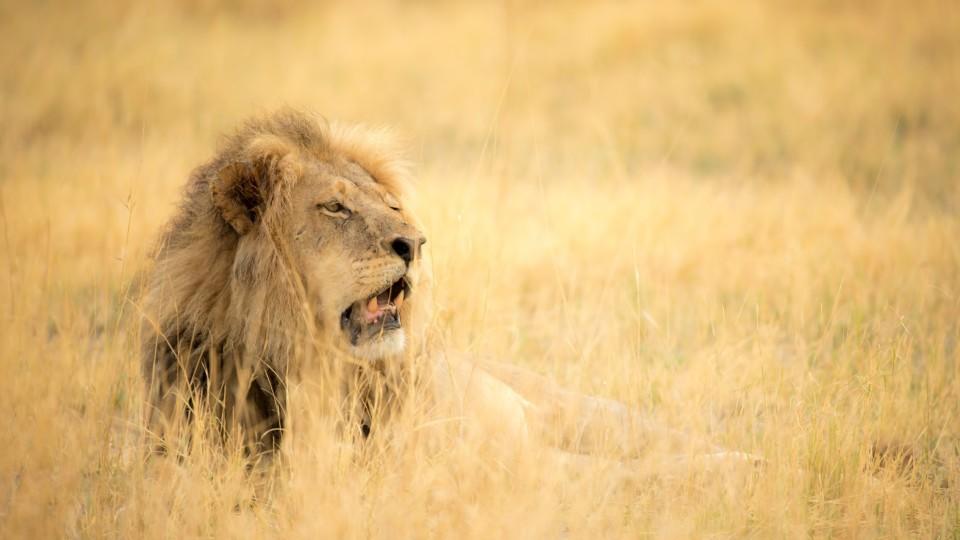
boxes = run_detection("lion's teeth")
[394,290,404,309]
[367,296,379,313]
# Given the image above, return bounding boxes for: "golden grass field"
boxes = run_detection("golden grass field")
[2,0,959,537]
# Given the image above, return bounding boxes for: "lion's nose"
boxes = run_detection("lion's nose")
[387,235,425,265]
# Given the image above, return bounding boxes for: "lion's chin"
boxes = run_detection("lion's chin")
[350,330,406,361]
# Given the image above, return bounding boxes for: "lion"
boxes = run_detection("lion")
[140,109,739,466]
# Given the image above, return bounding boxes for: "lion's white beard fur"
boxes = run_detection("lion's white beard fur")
[351,330,406,361]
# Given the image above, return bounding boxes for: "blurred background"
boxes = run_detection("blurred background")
[4,0,958,197]
[1,0,958,537]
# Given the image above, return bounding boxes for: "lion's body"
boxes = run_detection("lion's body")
[141,109,727,464]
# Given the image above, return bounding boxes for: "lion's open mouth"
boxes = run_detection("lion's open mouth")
[340,277,410,346]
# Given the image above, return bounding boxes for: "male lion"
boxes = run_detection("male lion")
[141,109,731,465]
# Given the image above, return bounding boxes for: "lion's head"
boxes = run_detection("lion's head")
[142,109,431,451]
[211,122,428,361]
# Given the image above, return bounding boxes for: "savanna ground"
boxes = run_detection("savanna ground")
[1,0,959,537]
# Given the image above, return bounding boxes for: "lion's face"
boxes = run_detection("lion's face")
[287,159,426,360]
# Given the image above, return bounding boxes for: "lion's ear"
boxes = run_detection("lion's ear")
[211,140,292,235]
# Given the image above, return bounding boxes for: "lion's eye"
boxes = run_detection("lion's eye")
[318,200,350,217]
[383,194,402,212]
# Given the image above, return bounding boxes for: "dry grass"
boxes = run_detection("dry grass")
[1,0,959,537]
